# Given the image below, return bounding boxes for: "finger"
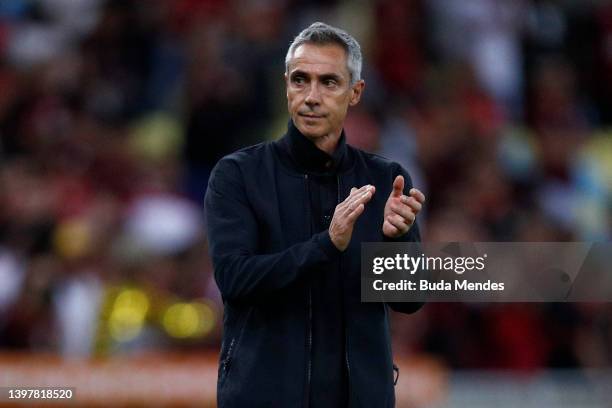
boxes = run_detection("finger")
[339,186,367,211]
[409,188,425,204]
[383,219,399,235]
[387,214,411,233]
[345,184,373,201]
[391,175,404,198]
[343,188,374,216]
[390,202,417,220]
[346,203,365,223]
[391,211,415,226]
[400,196,422,213]
[355,187,375,206]
[344,185,375,208]
[386,215,410,235]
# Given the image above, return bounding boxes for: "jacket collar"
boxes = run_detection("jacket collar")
[276,119,350,174]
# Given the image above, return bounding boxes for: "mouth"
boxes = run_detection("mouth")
[298,113,325,119]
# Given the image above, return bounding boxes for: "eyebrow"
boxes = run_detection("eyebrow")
[319,73,342,82]
[290,70,343,82]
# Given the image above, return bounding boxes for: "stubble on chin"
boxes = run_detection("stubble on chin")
[298,122,326,141]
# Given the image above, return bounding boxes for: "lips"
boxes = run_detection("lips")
[299,113,325,119]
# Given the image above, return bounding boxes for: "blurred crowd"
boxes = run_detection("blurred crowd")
[0,0,611,370]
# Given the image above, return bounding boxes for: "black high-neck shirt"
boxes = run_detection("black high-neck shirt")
[276,121,350,407]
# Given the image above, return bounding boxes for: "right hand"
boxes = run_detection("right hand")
[329,184,375,251]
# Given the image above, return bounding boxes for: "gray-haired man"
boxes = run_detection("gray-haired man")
[206,22,425,407]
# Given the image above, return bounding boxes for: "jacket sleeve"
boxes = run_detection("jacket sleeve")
[204,157,341,303]
[384,163,426,314]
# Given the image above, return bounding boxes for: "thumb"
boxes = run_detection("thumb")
[391,175,404,197]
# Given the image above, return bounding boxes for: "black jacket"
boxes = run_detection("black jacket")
[205,122,423,408]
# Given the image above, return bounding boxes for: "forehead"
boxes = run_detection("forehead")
[288,43,349,78]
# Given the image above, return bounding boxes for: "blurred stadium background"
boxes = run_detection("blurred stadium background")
[0,0,611,406]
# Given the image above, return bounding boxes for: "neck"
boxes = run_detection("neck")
[311,131,341,155]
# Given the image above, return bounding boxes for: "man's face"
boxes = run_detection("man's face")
[286,43,364,141]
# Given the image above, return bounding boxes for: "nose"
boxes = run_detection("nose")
[305,83,321,107]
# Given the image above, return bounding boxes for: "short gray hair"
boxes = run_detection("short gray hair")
[285,22,362,85]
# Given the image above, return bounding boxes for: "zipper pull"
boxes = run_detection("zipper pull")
[223,338,236,373]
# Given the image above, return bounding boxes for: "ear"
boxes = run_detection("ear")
[284,72,289,97]
[349,80,365,106]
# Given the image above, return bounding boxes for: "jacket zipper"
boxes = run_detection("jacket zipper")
[221,307,252,387]
[306,288,313,405]
[222,337,236,375]
[338,175,352,400]
[303,174,313,408]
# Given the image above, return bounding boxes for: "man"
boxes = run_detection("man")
[205,22,426,408]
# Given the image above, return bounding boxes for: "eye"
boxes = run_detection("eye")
[323,78,338,87]
[292,75,306,85]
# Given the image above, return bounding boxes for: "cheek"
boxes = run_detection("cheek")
[288,93,302,111]
[330,96,349,118]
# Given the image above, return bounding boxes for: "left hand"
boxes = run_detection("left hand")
[383,175,425,238]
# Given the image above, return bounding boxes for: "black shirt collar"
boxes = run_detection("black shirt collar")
[278,120,349,174]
